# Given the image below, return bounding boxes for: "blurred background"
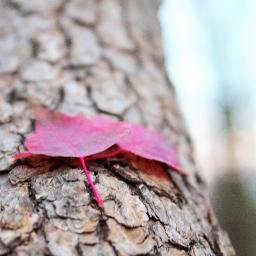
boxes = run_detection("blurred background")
[160,1,256,255]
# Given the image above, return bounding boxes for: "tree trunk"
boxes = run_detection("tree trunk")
[0,0,235,255]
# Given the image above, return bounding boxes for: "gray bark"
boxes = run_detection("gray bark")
[0,0,235,255]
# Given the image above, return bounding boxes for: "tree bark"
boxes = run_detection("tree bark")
[0,0,235,255]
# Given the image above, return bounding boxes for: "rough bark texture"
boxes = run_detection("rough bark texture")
[0,0,235,255]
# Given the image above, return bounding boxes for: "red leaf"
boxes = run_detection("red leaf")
[118,123,183,174]
[23,109,128,158]
[14,109,184,206]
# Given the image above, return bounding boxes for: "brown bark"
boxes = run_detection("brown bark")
[0,0,235,255]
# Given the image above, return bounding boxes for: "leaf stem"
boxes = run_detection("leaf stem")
[80,157,104,206]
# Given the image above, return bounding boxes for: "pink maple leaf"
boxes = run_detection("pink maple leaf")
[14,109,184,206]
[119,123,181,172]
